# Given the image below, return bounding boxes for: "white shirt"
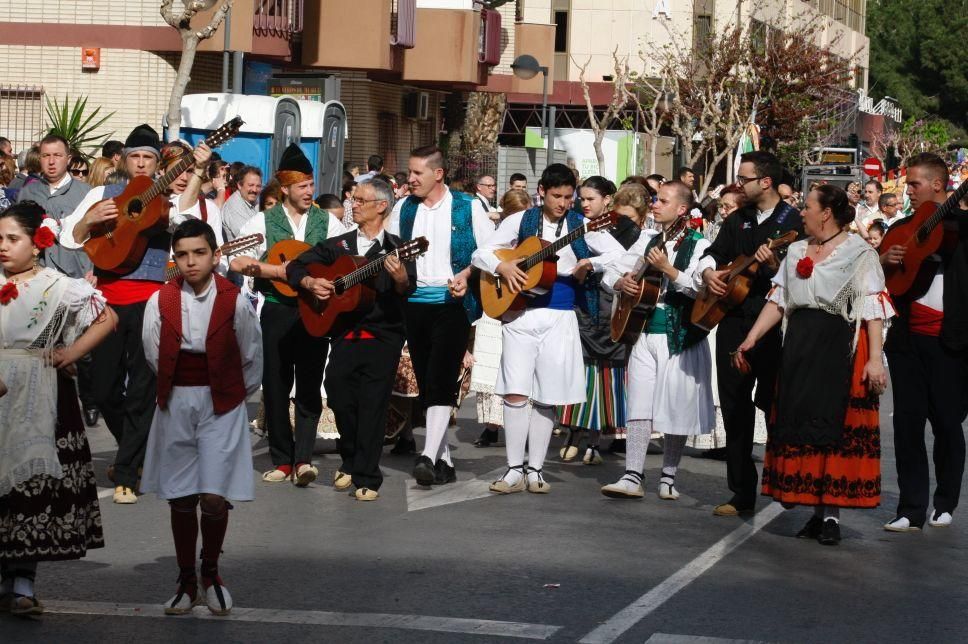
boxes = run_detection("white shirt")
[143,278,263,397]
[48,174,71,194]
[357,227,385,257]
[471,209,624,278]
[237,204,348,258]
[756,206,775,226]
[604,229,710,304]
[388,188,492,287]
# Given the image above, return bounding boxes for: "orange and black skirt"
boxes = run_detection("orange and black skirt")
[762,309,881,508]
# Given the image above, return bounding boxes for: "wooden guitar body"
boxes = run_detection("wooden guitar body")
[265,239,312,297]
[691,263,756,332]
[84,174,171,273]
[610,274,662,344]
[298,257,375,338]
[880,202,946,297]
[480,236,557,318]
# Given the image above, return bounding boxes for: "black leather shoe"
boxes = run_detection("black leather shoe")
[818,518,841,545]
[473,428,499,447]
[433,460,457,485]
[796,516,823,539]
[412,455,435,486]
[390,435,416,455]
[83,406,100,428]
[607,439,626,454]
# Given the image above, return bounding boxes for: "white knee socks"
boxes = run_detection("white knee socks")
[503,400,530,468]
[527,404,556,473]
[661,434,687,478]
[421,405,452,464]
[625,419,653,476]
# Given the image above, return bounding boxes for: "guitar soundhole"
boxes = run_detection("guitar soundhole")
[334,282,345,296]
[128,198,143,218]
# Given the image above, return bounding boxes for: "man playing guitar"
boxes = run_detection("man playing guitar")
[59,124,212,505]
[882,153,968,532]
[699,151,803,517]
[286,178,416,501]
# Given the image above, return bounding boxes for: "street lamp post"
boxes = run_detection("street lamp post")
[511,54,554,165]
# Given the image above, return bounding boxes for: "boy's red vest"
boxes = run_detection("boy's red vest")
[156,273,246,415]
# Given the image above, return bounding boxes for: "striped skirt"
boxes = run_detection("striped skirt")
[557,363,628,437]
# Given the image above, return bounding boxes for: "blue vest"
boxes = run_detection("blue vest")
[399,191,482,322]
[96,182,169,282]
[517,207,598,318]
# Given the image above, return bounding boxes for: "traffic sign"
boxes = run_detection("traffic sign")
[863,157,883,178]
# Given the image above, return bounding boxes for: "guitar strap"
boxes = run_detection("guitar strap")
[198,197,208,223]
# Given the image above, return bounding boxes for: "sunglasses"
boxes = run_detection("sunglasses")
[70,168,89,176]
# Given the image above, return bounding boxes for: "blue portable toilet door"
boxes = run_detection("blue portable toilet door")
[270,98,302,175]
[319,102,346,197]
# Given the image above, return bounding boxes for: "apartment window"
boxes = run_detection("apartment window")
[554,10,568,53]
[854,65,866,90]
[377,112,398,173]
[0,85,44,153]
[833,0,847,22]
[693,15,712,55]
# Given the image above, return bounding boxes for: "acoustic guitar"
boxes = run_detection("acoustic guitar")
[880,181,968,297]
[609,219,688,344]
[480,211,618,319]
[690,230,798,331]
[264,239,313,297]
[164,233,264,281]
[83,117,244,273]
[298,237,429,337]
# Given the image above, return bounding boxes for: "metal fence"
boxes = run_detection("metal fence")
[447,151,498,188]
[0,84,45,153]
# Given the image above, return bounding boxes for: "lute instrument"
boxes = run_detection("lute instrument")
[165,233,264,281]
[610,218,688,344]
[880,181,968,297]
[298,236,429,337]
[690,230,798,331]
[83,117,244,273]
[265,239,313,297]
[480,211,618,319]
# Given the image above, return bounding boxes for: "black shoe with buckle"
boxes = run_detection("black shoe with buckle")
[818,518,841,545]
[412,455,435,486]
[83,406,100,428]
[390,435,417,455]
[433,459,457,485]
[473,428,499,447]
[796,515,823,539]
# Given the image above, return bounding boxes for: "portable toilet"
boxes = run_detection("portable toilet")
[296,100,347,197]
[166,93,302,178]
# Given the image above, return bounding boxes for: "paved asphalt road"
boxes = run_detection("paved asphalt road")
[5,386,967,643]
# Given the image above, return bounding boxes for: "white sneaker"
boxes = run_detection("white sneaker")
[601,472,644,499]
[929,510,953,527]
[658,480,680,500]
[883,516,922,532]
[204,582,233,616]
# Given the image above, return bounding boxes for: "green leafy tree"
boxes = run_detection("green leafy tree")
[867,0,967,133]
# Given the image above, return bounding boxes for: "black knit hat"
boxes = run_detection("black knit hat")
[123,124,161,158]
[277,143,313,177]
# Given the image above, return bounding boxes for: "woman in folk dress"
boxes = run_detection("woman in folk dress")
[0,201,117,615]
[735,185,892,545]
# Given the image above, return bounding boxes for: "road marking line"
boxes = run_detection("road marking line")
[44,600,561,640]
[645,634,773,644]
[406,467,505,512]
[580,503,784,644]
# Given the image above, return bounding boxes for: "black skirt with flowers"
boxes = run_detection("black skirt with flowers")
[0,373,104,563]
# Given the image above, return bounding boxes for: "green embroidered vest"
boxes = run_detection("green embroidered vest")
[256,203,330,304]
[644,227,708,355]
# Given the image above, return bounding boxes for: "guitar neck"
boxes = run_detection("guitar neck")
[336,252,394,290]
[137,130,233,204]
[522,224,586,270]
[920,181,968,237]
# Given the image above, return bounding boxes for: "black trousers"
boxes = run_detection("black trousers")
[887,332,968,524]
[404,301,471,408]
[76,358,97,410]
[326,336,404,490]
[261,301,329,467]
[88,300,156,489]
[716,315,782,508]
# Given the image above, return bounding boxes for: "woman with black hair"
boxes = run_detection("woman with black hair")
[558,177,639,464]
[0,201,117,614]
[734,185,892,545]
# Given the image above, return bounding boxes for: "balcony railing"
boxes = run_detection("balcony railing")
[253,0,303,38]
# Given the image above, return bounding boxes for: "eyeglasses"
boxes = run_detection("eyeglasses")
[477,182,496,188]
[735,175,762,186]
[352,197,386,205]
[70,168,89,176]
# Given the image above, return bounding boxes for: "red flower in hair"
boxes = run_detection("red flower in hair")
[0,281,18,305]
[33,226,56,250]
[796,256,814,279]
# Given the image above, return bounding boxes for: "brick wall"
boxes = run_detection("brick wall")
[0,0,168,26]
[0,46,222,153]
